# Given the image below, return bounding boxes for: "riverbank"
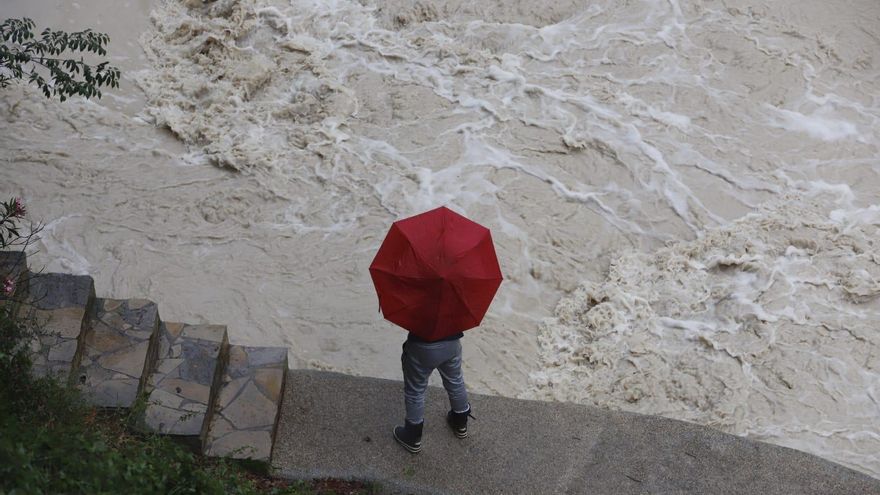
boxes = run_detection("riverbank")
[274,370,880,494]
[3,0,880,479]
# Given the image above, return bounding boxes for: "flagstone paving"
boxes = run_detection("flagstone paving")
[18,273,96,380]
[204,345,288,461]
[141,322,227,442]
[75,298,160,407]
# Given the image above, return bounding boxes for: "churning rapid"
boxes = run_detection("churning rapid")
[1,0,879,478]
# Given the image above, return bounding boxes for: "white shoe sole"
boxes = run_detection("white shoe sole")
[393,426,422,453]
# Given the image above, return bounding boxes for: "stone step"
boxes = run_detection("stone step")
[203,345,288,462]
[139,322,228,449]
[74,298,160,408]
[17,272,96,380]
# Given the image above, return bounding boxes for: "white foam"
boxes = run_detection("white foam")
[767,105,860,141]
[3,0,879,479]
[532,197,880,476]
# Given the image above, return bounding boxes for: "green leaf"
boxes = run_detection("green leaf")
[1,18,120,101]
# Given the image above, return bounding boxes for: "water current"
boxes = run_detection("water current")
[1,0,878,477]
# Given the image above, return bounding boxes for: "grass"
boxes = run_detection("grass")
[0,303,378,495]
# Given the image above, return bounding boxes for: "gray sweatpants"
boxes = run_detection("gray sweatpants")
[401,339,469,423]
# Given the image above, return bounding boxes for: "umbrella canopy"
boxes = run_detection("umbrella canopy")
[369,206,503,341]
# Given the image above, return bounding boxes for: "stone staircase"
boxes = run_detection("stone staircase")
[0,251,288,463]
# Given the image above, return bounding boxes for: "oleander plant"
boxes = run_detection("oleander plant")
[0,17,120,101]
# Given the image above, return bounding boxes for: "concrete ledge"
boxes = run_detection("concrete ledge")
[273,370,880,495]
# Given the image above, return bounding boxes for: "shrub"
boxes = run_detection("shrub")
[1,18,120,101]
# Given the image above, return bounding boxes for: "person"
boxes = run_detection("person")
[393,330,475,453]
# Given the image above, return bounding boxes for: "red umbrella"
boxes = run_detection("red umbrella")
[369,206,503,341]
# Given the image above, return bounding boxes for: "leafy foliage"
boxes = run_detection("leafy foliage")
[1,197,30,250]
[0,18,120,101]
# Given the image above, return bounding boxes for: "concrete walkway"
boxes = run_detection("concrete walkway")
[273,370,880,494]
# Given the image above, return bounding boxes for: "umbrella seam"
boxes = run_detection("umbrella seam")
[369,266,443,281]
[446,234,500,275]
[382,297,430,320]
[395,214,489,273]
[448,281,481,326]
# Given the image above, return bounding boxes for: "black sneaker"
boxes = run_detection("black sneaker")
[393,420,423,453]
[447,405,474,439]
